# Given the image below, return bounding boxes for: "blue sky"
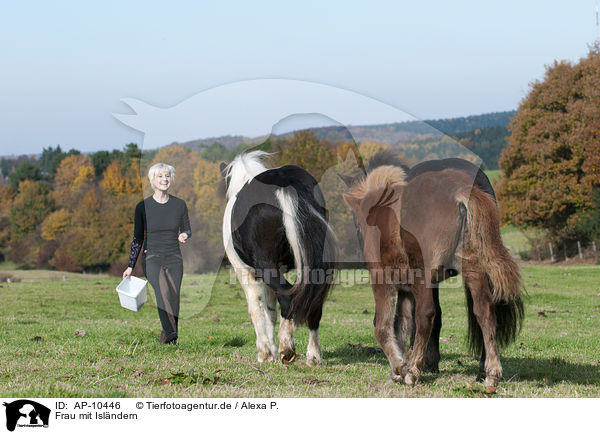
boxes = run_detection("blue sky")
[1,1,597,154]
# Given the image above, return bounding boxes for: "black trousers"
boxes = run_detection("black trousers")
[142,253,183,342]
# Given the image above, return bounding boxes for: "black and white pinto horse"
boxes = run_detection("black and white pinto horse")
[222,151,337,365]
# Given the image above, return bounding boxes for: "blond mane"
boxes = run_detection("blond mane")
[348,165,407,199]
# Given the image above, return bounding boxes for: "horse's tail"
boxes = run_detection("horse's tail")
[459,187,523,303]
[458,187,524,352]
[224,151,270,200]
[463,281,524,355]
[274,187,337,325]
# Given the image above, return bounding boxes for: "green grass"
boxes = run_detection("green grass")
[500,224,546,254]
[0,261,18,271]
[484,169,502,184]
[1,265,599,397]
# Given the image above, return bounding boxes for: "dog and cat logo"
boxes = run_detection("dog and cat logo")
[3,400,50,431]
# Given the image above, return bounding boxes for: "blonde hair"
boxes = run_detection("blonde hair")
[148,163,175,183]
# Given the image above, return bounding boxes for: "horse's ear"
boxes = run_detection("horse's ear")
[343,193,360,212]
[337,172,355,187]
[219,162,228,178]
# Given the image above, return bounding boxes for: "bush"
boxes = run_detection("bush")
[50,245,82,272]
[9,236,41,269]
[37,241,58,269]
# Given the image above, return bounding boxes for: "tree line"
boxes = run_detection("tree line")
[0,133,384,273]
[3,44,600,272]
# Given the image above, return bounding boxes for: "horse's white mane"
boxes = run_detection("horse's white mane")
[225,151,270,200]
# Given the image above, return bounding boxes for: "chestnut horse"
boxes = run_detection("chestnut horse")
[338,150,497,373]
[343,166,523,392]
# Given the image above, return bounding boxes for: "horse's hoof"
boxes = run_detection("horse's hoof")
[258,351,274,363]
[423,362,439,373]
[391,373,404,383]
[306,355,321,367]
[390,362,408,383]
[423,351,439,373]
[280,351,296,364]
[403,371,418,386]
[484,376,499,393]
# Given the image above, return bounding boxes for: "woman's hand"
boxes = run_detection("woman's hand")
[178,233,188,243]
[123,267,133,280]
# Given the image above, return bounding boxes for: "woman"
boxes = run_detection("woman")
[123,163,191,345]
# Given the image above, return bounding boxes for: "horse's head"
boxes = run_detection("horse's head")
[343,185,402,266]
[342,163,407,263]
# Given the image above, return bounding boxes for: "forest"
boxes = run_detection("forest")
[2,47,600,272]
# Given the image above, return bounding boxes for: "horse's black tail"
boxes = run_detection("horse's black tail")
[273,187,337,325]
[464,280,525,356]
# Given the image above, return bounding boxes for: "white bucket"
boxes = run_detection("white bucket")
[116,276,148,311]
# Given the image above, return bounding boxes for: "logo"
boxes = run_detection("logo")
[3,400,50,432]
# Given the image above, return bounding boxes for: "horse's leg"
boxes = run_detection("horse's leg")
[261,268,294,363]
[304,305,323,366]
[423,284,441,373]
[263,286,279,360]
[394,289,413,356]
[463,263,502,393]
[278,316,296,364]
[236,268,275,362]
[404,280,436,386]
[274,288,295,363]
[374,283,407,382]
[476,348,487,382]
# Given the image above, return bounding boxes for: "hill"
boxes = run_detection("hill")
[176,111,514,168]
[179,110,515,150]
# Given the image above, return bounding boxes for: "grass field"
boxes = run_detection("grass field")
[500,224,547,255]
[1,265,599,398]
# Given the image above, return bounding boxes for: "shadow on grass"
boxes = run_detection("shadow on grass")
[501,355,600,386]
[323,343,386,365]
[438,353,600,386]
[324,344,600,386]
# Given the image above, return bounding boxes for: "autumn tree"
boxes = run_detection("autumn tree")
[53,154,95,207]
[191,159,226,270]
[576,189,600,243]
[0,184,14,260]
[497,46,600,242]
[10,180,54,242]
[358,141,387,161]
[101,160,132,195]
[50,187,136,270]
[320,147,365,262]
[41,209,71,241]
[271,130,335,180]
[148,145,200,205]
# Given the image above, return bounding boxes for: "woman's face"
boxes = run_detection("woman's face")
[152,170,172,192]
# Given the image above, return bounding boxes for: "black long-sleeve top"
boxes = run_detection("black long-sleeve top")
[128,195,192,268]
